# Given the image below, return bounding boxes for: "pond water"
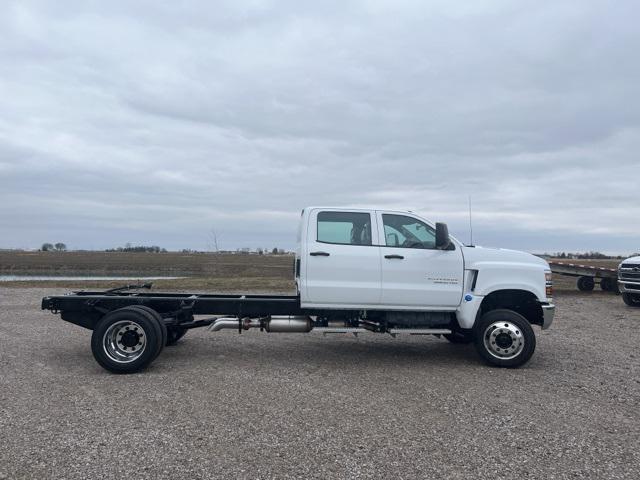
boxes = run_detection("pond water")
[0,276,185,282]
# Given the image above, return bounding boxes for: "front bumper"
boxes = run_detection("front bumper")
[618,280,640,294]
[618,264,640,293]
[540,303,555,330]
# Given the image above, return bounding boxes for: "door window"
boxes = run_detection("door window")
[382,214,435,249]
[317,212,372,246]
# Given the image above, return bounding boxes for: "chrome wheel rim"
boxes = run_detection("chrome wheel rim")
[102,320,147,363]
[483,321,524,360]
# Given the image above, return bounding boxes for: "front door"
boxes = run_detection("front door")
[377,212,463,308]
[304,210,381,306]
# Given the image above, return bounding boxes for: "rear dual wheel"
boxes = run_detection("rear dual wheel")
[128,305,167,356]
[108,305,188,346]
[126,305,187,346]
[123,306,188,346]
[91,307,165,374]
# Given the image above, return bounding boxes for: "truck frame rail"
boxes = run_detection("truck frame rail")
[42,291,304,330]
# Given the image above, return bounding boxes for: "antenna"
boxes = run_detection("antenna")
[468,195,474,246]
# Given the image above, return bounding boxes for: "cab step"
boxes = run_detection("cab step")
[388,328,452,335]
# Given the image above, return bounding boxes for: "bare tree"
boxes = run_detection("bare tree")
[54,243,67,252]
[41,243,53,252]
[208,228,220,252]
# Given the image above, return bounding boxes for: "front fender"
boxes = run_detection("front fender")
[455,286,545,330]
[472,263,547,301]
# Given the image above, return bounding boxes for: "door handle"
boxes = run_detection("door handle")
[310,251,330,257]
[385,254,404,260]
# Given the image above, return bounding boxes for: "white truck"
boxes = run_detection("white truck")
[618,256,640,307]
[42,207,555,373]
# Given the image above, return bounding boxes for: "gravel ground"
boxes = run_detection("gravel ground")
[1,288,639,479]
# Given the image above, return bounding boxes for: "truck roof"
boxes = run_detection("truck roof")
[303,206,417,214]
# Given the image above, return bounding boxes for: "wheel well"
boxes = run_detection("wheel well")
[479,290,543,327]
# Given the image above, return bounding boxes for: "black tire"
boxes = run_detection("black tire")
[474,309,536,368]
[600,278,614,292]
[91,307,163,374]
[443,331,473,344]
[166,327,188,346]
[128,305,167,355]
[622,293,640,307]
[577,276,595,291]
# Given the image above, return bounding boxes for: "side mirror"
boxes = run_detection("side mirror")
[435,222,452,250]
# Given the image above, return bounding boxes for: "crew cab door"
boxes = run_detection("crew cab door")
[376,212,463,308]
[303,209,381,306]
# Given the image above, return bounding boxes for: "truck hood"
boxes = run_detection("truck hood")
[620,256,640,266]
[461,245,549,270]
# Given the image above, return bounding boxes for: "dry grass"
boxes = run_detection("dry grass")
[0,251,296,292]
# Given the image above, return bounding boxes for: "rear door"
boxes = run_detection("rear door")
[376,212,463,308]
[304,209,381,306]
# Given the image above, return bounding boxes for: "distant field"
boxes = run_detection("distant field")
[0,251,296,292]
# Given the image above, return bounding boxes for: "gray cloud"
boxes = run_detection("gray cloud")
[1,0,639,253]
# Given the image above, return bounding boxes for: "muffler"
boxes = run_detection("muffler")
[265,316,312,333]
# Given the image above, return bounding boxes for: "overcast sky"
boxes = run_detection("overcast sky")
[1,0,639,254]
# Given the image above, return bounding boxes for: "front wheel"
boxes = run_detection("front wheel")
[474,309,536,368]
[622,293,640,307]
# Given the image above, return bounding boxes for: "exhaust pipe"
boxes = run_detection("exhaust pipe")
[208,318,240,331]
[208,316,312,333]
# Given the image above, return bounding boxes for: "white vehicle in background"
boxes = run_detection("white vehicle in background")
[43,207,556,373]
[618,256,640,307]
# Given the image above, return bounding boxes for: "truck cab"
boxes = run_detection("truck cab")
[295,207,555,367]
